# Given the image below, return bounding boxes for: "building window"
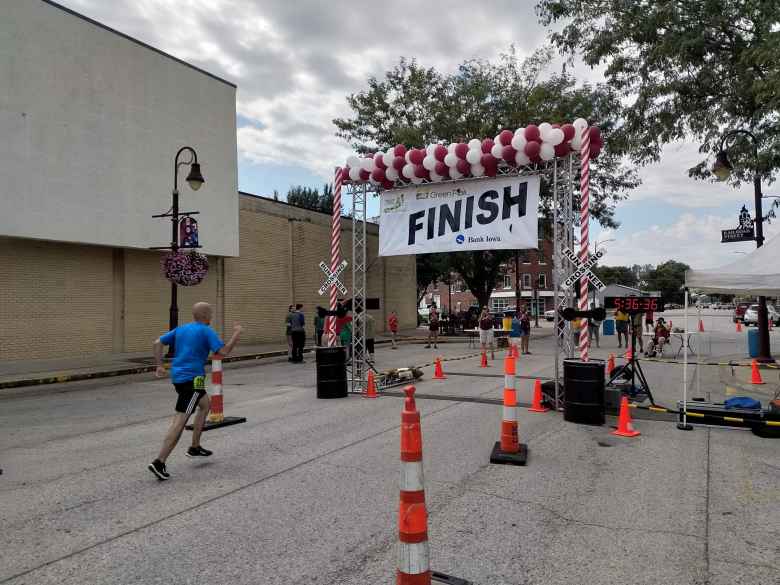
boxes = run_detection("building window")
[503,274,512,289]
[490,297,511,314]
[538,273,546,289]
[538,251,547,265]
[522,274,531,289]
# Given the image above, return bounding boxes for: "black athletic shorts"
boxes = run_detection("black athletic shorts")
[174,376,206,416]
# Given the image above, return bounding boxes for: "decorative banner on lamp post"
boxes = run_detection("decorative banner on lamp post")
[721,205,755,243]
[378,176,540,256]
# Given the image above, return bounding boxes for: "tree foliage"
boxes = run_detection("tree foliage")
[591,265,639,288]
[536,0,780,186]
[645,260,690,304]
[286,184,336,214]
[416,254,450,305]
[448,251,515,310]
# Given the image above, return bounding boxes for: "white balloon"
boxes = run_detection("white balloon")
[549,128,565,146]
[573,118,588,131]
[450,169,463,180]
[405,150,414,163]
[349,166,361,181]
[444,153,459,167]
[385,167,399,181]
[360,157,374,171]
[411,175,423,184]
[425,144,435,155]
[347,155,360,168]
[515,151,531,166]
[511,133,527,151]
[540,143,556,161]
[402,163,416,179]
[423,155,437,171]
[514,127,526,136]
[571,135,582,151]
[539,122,553,141]
[468,138,481,150]
[466,148,482,165]
[430,171,443,182]
[471,163,485,177]
[491,143,504,159]
[447,142,458,154]
[494,134,503,147]
[382,152,395,168]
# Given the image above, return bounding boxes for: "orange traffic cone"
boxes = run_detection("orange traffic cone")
[433,357,447,380]
[606,353,616,376]
[480,351,489,368]
[529,379,549,413]
[736,321,742,333]
[611,396,640,437]
[698,319,704,332]
[750,360,765,385]
[625,348,633,361]
[397,386,431,585]
[490,356,528,464]
[365,370,378,398]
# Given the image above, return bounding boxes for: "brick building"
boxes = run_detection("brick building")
[420,228,554,317]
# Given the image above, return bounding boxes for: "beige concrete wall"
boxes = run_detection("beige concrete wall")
[0,196,417,360]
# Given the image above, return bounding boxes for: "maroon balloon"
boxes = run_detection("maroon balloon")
[591,143,602,158]
[393,156,406,171]
[371,168,386,182]
[409,149,425,166]
[359,169,370,181]
[480,153,497,168]
[454,143,469,159]
[393,144,407,157]
[554,142,571,158]
[561,124,576,142]
[589,126,602,142]
[481,138,494,153]
[524,125,541,142]
[434,145,448,162]
[382,179,394,190]
[341,167,351,182]
[485,164,498,177]
[456,159,470,175]
[434,161,449,177]
[414,165,428,179]
[498,129,513,146]
[524,140,541,158]
[501,145,517,163]
[552,123,561,128]
[374,155,386,170]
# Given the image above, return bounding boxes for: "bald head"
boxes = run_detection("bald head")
[193,302,213,324]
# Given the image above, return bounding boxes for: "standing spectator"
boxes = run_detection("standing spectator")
[615,308,629,348]
[588,305,602,349]
[388,310,399,349]
[365,313,376,358]
[630,310,644,352]
[290,303,306,363]
[285,304,294,361]
[425,303,439,349]
[314,310,325,347]
[478,307,495,360]
[509,312,522,355]
[645,308,654,333]
[520,308,532,354]
[339,318,352,359]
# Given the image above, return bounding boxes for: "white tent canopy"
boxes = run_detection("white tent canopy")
[685,232,780,295]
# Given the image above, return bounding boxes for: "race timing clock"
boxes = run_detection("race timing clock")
[604,296,665,313]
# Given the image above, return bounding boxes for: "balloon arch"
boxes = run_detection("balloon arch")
[329,118,603,401]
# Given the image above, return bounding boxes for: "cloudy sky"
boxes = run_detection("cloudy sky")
[59,0,778,269]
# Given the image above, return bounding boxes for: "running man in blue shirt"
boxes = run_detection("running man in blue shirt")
[148,302,242,481]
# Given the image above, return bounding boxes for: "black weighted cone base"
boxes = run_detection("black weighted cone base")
[489,441,528,466]
[676,422,694,431]
[432,571,473,584]
[186,416,247,431]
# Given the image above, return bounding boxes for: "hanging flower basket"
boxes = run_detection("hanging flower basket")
[161,250,209,286]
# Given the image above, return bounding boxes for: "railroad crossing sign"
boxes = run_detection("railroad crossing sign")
[561,247,606,291]
[318,259,348,296]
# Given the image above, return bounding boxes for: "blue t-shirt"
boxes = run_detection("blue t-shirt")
[160,322,224,383]
[510,318,522,337]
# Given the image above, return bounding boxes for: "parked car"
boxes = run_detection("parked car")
[733,302,752,323]
[544,309,555,322]
[742,304,780,326]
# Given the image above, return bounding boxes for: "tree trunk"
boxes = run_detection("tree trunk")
[473,289,492,311]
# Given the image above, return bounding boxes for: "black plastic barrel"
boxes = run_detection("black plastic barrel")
[316,346,347,398]
[563,358,605,425]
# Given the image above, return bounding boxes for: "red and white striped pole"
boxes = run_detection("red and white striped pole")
[328,167,343,346]
[578,126,591,361]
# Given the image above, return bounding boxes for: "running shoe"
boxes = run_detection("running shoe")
[148,459,170,480]
[186,446,213,458]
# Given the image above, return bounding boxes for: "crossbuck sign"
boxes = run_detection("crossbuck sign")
[561,247,606,291]
[318,259,348,296]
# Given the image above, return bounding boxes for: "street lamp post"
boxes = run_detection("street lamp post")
[713,129,772,361]
[152,147,205,354]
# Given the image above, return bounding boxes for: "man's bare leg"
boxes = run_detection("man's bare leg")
[157,413,189,463]
[190,395,210,448]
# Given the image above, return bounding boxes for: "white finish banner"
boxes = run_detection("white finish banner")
[378,176,540,256]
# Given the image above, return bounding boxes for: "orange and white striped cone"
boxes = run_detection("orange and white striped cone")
[490,356,528,465]
[187,354,247,431]
[397,385,431,585]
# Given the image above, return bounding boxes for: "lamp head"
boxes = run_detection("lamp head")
[186,163,205,191]
[712,151,732,181]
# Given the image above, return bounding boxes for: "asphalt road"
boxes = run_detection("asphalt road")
[1,319,778,585]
